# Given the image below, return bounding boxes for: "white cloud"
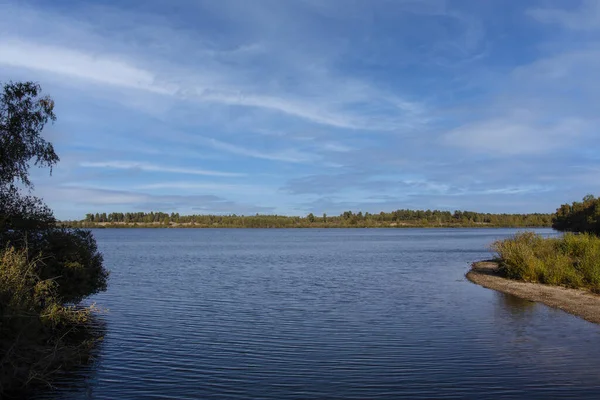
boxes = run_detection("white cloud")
[443,118,585,155]
[442,19,600,157]
[481,185,550,195]
[134,182,272,195]
[80,161,244,177]
[207,138,316,163]
[0,40,174,94]
[180,85,425,131]
[320,142,353,152]
[511,49,600,98]
[528,1,600,31]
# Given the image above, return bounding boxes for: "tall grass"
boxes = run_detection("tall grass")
[0,247,102,395]
[492,232,600,292]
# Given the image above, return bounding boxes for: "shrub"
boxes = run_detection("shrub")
[1,228,108,305]
[35,228,108,304]
[492,232,600,292]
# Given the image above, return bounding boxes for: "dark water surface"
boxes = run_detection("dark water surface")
[40,228,600,399]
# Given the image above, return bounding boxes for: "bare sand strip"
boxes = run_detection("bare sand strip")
[467,261,600,324]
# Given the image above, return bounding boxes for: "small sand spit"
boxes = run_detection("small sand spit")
[467,261,600,324]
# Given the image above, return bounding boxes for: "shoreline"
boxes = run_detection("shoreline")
[61,223,552,229]
[467,261,600,325]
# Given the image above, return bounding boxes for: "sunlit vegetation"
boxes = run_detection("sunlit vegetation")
[491,195,600,291]
[0,81,108,395]
[492,232,600,292]
[64,209,553,228]
[552,194,600,235]
[0,248,103,395]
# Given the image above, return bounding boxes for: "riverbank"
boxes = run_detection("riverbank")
[467,261,600,324]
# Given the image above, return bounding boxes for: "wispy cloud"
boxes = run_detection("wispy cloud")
[320,142,353,153]
[37,185,275,215]
[0,36,423,131]
[481,185,551,195]
[3,0,435,131]
[527,1,600,31]
[134,181,274,196]
[135,182,252,190]
[443,118,586,155]
[207,138,316,163]
[0,40,173,94]
[80,161,244,177]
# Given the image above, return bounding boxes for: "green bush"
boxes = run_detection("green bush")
[0,227,108,394]
[492,232,600,291]
[1,228,108,304]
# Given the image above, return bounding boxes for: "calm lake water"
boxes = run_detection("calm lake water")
[39,228,600,399]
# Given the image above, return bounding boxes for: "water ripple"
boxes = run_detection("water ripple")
[36,228,600,399]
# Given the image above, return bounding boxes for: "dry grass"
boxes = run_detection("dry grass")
[0,247,103,396]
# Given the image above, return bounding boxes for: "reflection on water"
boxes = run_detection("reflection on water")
[37,228,600,399]
[25,317,107,400]
[496,292,536,316]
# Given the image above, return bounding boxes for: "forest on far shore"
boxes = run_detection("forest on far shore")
[62,209,554,228]
[552,195,600,235]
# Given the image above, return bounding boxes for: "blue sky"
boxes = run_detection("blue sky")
[1,0,598,219]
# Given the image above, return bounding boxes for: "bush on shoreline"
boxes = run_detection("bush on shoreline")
[0,81,109,396]
[492,232,600,292]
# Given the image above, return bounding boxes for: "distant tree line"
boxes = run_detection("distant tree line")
[63,209,554,228]
[552,195,600,235]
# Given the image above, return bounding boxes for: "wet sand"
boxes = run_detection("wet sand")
[467,261,600,324]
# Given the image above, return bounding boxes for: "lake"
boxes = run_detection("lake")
[39,228,600,399]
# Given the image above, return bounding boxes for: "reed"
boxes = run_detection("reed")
[0,247,102,396]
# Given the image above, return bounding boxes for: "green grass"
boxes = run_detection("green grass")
[492,232,600,292]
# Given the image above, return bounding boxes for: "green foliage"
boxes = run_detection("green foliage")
[552,194,600,235]
[67,209,553,229]
[492,232,600,292]
[0,185,55,235]
[0,81,58,236]
[1,226,108,306]
[0,81,58,188]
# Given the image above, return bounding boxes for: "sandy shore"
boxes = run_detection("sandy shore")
[467,261,600,324]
